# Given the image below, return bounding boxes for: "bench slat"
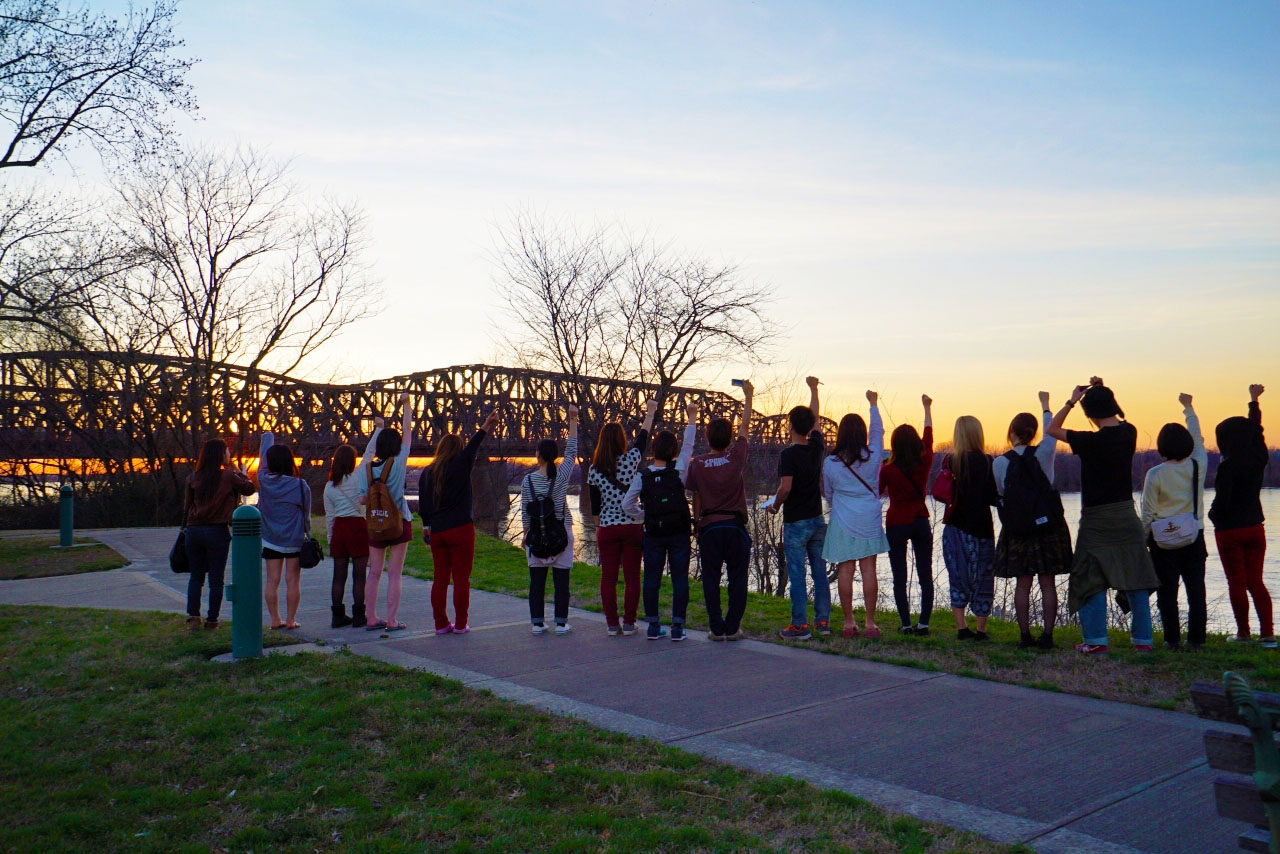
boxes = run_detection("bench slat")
[1238,826,1271,854]
[1206,730,1257,774]
[1214,777,1267,826]
[1192,681,1280,731]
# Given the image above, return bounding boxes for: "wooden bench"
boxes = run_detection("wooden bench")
[1192,672,1280,854]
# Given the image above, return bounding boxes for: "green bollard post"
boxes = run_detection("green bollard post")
[58,485,73,548]
[226,505,263,660]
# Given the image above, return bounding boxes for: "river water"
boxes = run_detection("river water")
[481,488,1280,634]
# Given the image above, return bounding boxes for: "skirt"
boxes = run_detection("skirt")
[370,517,413,549]
[1067,500,1159,613]
[823,523,889,564]
[994,517,1073,579]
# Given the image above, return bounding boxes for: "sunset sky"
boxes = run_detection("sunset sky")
[87,1,1280,445]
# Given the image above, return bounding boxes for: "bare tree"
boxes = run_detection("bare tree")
[0,0,196,169]
[112,146,379,439]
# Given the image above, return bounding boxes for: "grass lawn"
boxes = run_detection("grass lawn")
[358,528,1278,713]
[0,534,128,580]
[0,605,1022,854]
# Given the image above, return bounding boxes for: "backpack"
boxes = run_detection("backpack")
[525,468,569,559]
[365,461,402,540]
[997,448,1063,536]
[640,466,691,537]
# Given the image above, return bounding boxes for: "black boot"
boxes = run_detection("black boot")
[351,603,366,628]
[331,604,352,628]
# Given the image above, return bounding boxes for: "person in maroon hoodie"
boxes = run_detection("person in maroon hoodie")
[184,438,256,630]
[879,395,934,635]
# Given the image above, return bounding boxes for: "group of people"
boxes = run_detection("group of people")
[180,378,1273,656]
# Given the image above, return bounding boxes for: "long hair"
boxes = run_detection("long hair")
[591,423,626,476]
[193,439,227,503]
[329,445,356,485]
[831,413,869,466]
[431,433,464,503]
[536,438,559,478]
[265,443,297,477]
[1007,412,1038,447]
[886,424,923,475]
[951,416,986,483]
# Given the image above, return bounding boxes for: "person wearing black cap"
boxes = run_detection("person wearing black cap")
[1046,377,1159,655]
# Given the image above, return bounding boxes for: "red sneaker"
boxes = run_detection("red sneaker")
[1132,644,1153,653]
[1075,642,1109,656]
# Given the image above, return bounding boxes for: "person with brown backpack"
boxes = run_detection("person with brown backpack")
[359,392,414,632]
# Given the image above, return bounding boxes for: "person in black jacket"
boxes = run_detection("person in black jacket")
[1209,384,1273,648]
[941,415,1001,641]
[419,410,499,635]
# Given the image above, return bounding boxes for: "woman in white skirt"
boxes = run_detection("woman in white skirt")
[521,404,579,635]
[822,391,888,638]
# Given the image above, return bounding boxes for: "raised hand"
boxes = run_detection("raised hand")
[1089,376,1104,387]
[1070,384,1089,404]
[645,399,659,415]
[806,376,820,389]
[567,404,579,419]
[1178,393,1193,408]
[686,400,701,421]
[1251,384,1265,401]
[373,415,386,429]
[399,391,410,406]
[922,394,933,408]
[740,379,754,397]
[481,410,500,432]
[866,389,878,406]
[1038,391,1050,409]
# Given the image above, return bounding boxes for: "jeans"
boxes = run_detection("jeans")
[185,524,232,620]
[699,523,751,636]
[598,523,643,626]
[1215,524,1273,637]
[529,565,571,623]
[430,522,475,630]
[1079,587,1153,646]
[783,516,829,626]
[1150,531,1207,647]
[886,516,934,628]
[643,533,691,624]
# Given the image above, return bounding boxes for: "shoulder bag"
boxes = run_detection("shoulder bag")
[169,492,190,574]
[1151,459,1201,550]
[298,480,325,568]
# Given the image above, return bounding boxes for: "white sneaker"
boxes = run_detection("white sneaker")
[531,623,548,635]
[555,622,573,635]
[1227,634,1251,643]
[606,624,620,637]
[1262,637,1278,650]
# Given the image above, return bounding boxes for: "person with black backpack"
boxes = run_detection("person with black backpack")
[993,393,1072,650]
[521,404,579,635]
[620,402,700,641]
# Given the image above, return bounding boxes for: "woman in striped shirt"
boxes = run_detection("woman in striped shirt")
[522,404,579,635]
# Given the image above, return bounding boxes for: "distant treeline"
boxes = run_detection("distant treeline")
[1023,449,1277,493]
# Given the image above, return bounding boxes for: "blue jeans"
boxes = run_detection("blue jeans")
[185,524,232,620]
[1079,588,1153,646]
[643,533,691,624]
[784,516,830,626]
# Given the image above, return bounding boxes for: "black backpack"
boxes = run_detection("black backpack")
[640,466,691,537]
[525,469,569,559]
[997,448,1064,536]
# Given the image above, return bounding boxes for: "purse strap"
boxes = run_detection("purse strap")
[297,479,310,535]
[1191,458,1199,520]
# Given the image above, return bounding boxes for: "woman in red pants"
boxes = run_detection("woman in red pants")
[419,409,500,634]
[1209,384,1274,648]
[587,400,659,636]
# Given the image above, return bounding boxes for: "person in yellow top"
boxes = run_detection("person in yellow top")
[1140,393,1208,649]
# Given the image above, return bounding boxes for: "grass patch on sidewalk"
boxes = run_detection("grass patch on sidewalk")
[0,604,1020,854]
[379,530,1279,713]
[0,534,128,580]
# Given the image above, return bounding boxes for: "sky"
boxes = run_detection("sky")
[77,1,1280,446]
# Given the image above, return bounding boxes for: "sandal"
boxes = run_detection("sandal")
[270,622,287,631]
[842,625,860,639]
[386,623,408,632]
[285,621,301,630]
[864,627,882,639]
[365,620,388,631]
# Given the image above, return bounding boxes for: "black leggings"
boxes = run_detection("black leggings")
[886,517,934,627]
[1150,532,1207,647]
[529,565,571,623]
[331,556,368,608]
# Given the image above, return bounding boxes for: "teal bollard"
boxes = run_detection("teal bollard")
[58,485,73,548]
[226,505,263,660]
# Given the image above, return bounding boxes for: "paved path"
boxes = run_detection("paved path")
[0,528,1255,854]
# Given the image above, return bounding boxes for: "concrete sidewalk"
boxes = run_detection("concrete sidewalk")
[0,527,1253,854]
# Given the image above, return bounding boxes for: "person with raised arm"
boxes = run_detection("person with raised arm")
[620,402,700,640]
[184,439,256,631]
[879,394,935,636]
[588,399,659,636]
[1209,384,1274,648]
[358,392,415,633]
[419,409,500,635]
[257,431,311,630]
[1141,393,1209,650]
[940,415,1001,640]
[323,444,369,628]
[822,391,888,639]
[1046,378,1158,655]
[771,376,830,640]
[992,392,1071,650]
[521,404,579,635]
[686,381,754,642]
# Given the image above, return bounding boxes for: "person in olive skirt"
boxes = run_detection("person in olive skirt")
[993,393,1072,650]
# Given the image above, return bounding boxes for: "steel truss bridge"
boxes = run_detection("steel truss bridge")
[0,351,837,463]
